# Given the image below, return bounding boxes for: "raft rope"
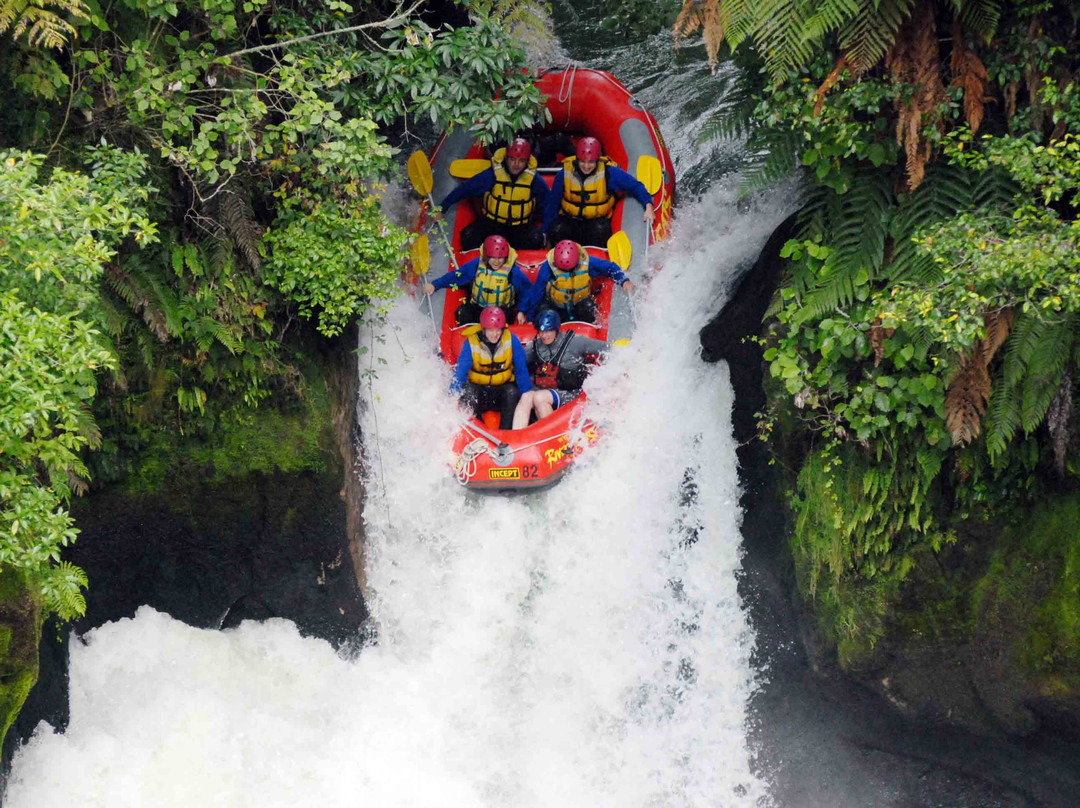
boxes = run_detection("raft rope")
[557,61,579,127]
[453,421,581,485]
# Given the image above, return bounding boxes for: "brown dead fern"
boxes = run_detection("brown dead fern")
[886,2,945,191]
[949,21,989,135]
[674,0,725,74]
[946,308,1014,445]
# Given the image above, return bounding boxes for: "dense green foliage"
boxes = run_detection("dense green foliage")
[664,0,1080,663]
[0,0,547,621]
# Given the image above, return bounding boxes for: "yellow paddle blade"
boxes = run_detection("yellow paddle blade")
[607,231,632,271]
[636,155,663,196]
[409,234,430,276]
[449,159,491,179]
[407,151,433,197]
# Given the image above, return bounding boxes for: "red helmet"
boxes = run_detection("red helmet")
[553,240,579,270]
[480,306,506,329]
[482,234,510,260]
[576,137,601,162]
[507,138,531,160]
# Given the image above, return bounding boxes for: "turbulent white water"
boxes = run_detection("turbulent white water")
[5,181,790,807]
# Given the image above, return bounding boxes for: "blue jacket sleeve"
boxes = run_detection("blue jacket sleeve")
[510,264,536,305]
[521,264,550,319]
[589,255,627,285]
[531,173,550,213]
[607,166,654,209]
[431,257,479,292]
[438,169,495,211]
[512,337,532,393]
[451,344,472,394]
[542,172,565,232]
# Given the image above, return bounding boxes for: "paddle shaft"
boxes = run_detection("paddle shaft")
[427,194,459,272]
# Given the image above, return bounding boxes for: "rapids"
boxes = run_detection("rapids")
[4,173,791,806]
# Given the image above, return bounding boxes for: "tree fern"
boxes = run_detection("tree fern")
[838,0,916,75]
[1002,312,1052,389]
[0,0,86,49]
[1019,319,1074,433]
[889,164,973,282]
[953,0,1002,42]
[754,0,817,83]
[796,171,893,320]
[738,127,803,194]
[984,373,1021,460]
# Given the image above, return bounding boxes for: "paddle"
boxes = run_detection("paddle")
[607,231,637,326]
[409,233,430,276]
[449,158,491,179]
[407,150,459,271]
[407,150,433,196]
[636,155,663,196]
[636,155,663,271]
[606,231,632,271]
[409,234,438,332]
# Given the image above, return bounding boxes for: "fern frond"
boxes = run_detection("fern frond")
[946,347,991,445]
[972,166,1019,210]
[40,560,88,622]
[738,127,803,194]
[218,188,263,271]
[984,372,1021,460]
[954,0,1002,42]
[828,170,893,277]
[697,79,763,144]
[801,0,862,49]
[839,0,916,75]
[1002,312,1050,389]
[1,0,87,49]
[755,0,817,83]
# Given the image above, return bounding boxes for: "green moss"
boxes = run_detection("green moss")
[0,568,41,756]
[117,365,336,493]
[973,494,1080,684]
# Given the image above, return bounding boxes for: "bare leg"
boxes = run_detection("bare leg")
[534,390,555,421]
[512,390,537,430]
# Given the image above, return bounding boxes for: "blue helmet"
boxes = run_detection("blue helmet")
[537,310,561,333]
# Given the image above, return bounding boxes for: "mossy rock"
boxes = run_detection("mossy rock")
[0,569,41,756]
[973,494,1080,697]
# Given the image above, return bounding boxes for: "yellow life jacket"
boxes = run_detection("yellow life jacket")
[469,247,520,307]
[466,328,515,386]
[560,156,615,220]
[483,148,539,227]
[545,246,592,307]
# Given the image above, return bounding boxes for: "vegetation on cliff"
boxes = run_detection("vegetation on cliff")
[603,0,1080,687]
[0,0,545,623]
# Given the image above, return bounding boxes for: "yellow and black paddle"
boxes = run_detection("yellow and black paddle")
[407,150,459,271]
[636,154,663,270]
[409,233,438,332]
[449,158,491,179]
[606,231,632,271]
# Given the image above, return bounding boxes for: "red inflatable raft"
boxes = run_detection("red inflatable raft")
[412,68,675,491]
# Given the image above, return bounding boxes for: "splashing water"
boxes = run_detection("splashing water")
[5,177,792,807]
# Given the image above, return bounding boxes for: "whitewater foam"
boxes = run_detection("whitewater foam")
[6,178,790,808]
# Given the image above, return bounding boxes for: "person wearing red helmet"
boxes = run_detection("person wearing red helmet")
[542,136,656,247]
[450,306,533,430]
[424,234,535,325]
[520,239,636,325]
[435,137,548,251]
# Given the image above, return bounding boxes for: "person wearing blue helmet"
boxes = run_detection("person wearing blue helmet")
[512,309,609,429]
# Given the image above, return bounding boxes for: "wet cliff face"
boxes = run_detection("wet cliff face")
[5,470,366,764]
